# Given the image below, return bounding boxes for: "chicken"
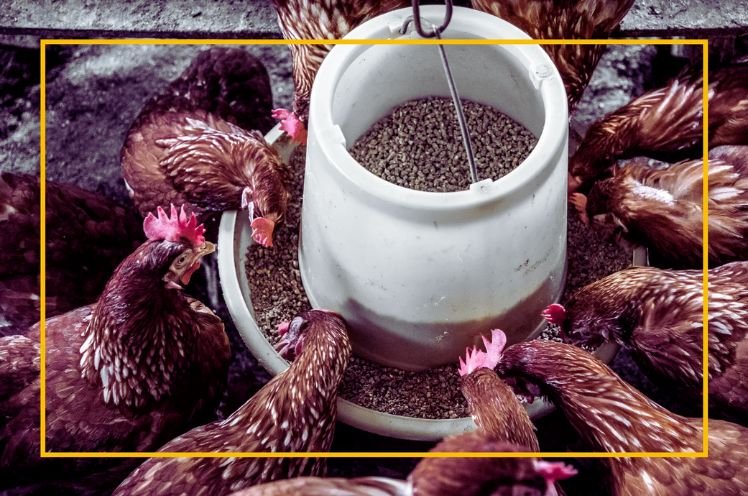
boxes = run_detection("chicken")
[459,329,539,450]
[569,145,748,268]
[122,109,289,247]
[122,48,287,247]
[0,172,143,336]
[569,63,748,192]
[542,261,748,424]
[472,0,634,109]
[0,205,229,492]
[271,0,409,142]
[113,309,352,496]
[493,334,748,495]
[230,431,576,496]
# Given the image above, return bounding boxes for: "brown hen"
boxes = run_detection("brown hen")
[458,329,539,450]
[271,0,409,142]
[113,309,351,496]
[494,335,748,496]
[122,47,286,246]
[122,109,289,247]
[543,261,748,424]
[0,206,229,493]
[472,0,634,109]
[570,63,748,191]
[570,145,748,268]
[0,172,142,336]
[230,431,576,496]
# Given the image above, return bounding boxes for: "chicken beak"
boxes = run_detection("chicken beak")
[198,241,216,256]
[178,242,216,285]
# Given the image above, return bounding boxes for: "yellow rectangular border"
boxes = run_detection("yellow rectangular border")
[39,38,709,459]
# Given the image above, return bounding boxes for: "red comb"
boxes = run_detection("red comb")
[143,204,206,246]
[458,328,508,376]
[542,303,566,325]
[482,329,507,358]
[277,321,290,337]
[458,346,485,377]
[272,108,307,144]
[533,460,578,482]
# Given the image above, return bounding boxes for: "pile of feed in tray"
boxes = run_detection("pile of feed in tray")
[348,97,537,192]
[246,138,631,419]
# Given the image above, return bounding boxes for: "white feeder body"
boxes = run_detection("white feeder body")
[300,6,568,370]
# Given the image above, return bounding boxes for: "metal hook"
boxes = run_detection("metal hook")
[409,0,453,38]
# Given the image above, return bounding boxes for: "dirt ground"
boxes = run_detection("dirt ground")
[0,37,720,493]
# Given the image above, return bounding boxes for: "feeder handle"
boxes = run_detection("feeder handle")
[410,0,453,38]
[432,26,480,184]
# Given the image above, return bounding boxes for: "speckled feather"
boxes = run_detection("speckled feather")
[232,432,562,496]
[229,476,410,496]
[0,173,143,335]
[585,149,748,268]
[571,63,748,189]
[496,340,748,496]
[113,310,351,496]
[272,0,409,122]
[562,262,748,423]
[122,110,289,225]
[472,0,634,109]
[460,368,540,451]
[0,334,39,408]
[0,240,229,491]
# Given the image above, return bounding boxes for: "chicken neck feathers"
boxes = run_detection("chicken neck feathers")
[113,313,351,496]
[460,368,540,451]
[497,340,748,495]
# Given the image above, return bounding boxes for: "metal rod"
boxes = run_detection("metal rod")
[433,27,479,183]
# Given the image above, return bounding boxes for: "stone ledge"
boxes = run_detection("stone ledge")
[0,0,745,40]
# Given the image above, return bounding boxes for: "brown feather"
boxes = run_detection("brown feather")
[123,47,273,140]
[272,0,409,122]
[147,47,275,134]
[584,148,748,268]
[496,340,748,496]
[231,476,409,496]
[561,262,748,423]
[113,310,351,496]
[472,0,634,108]
[0,239,229,493]
[232,432,565,496]
[0,173,143,335]
[571,63,748,189]
[460,368,540,450]
[122,110,289,229]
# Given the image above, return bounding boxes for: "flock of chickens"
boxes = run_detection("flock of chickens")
[1,0,748,495]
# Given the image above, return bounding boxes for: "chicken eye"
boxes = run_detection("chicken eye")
[175,253,190,267]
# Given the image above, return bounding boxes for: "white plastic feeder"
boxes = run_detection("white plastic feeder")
[299,6,569,370]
